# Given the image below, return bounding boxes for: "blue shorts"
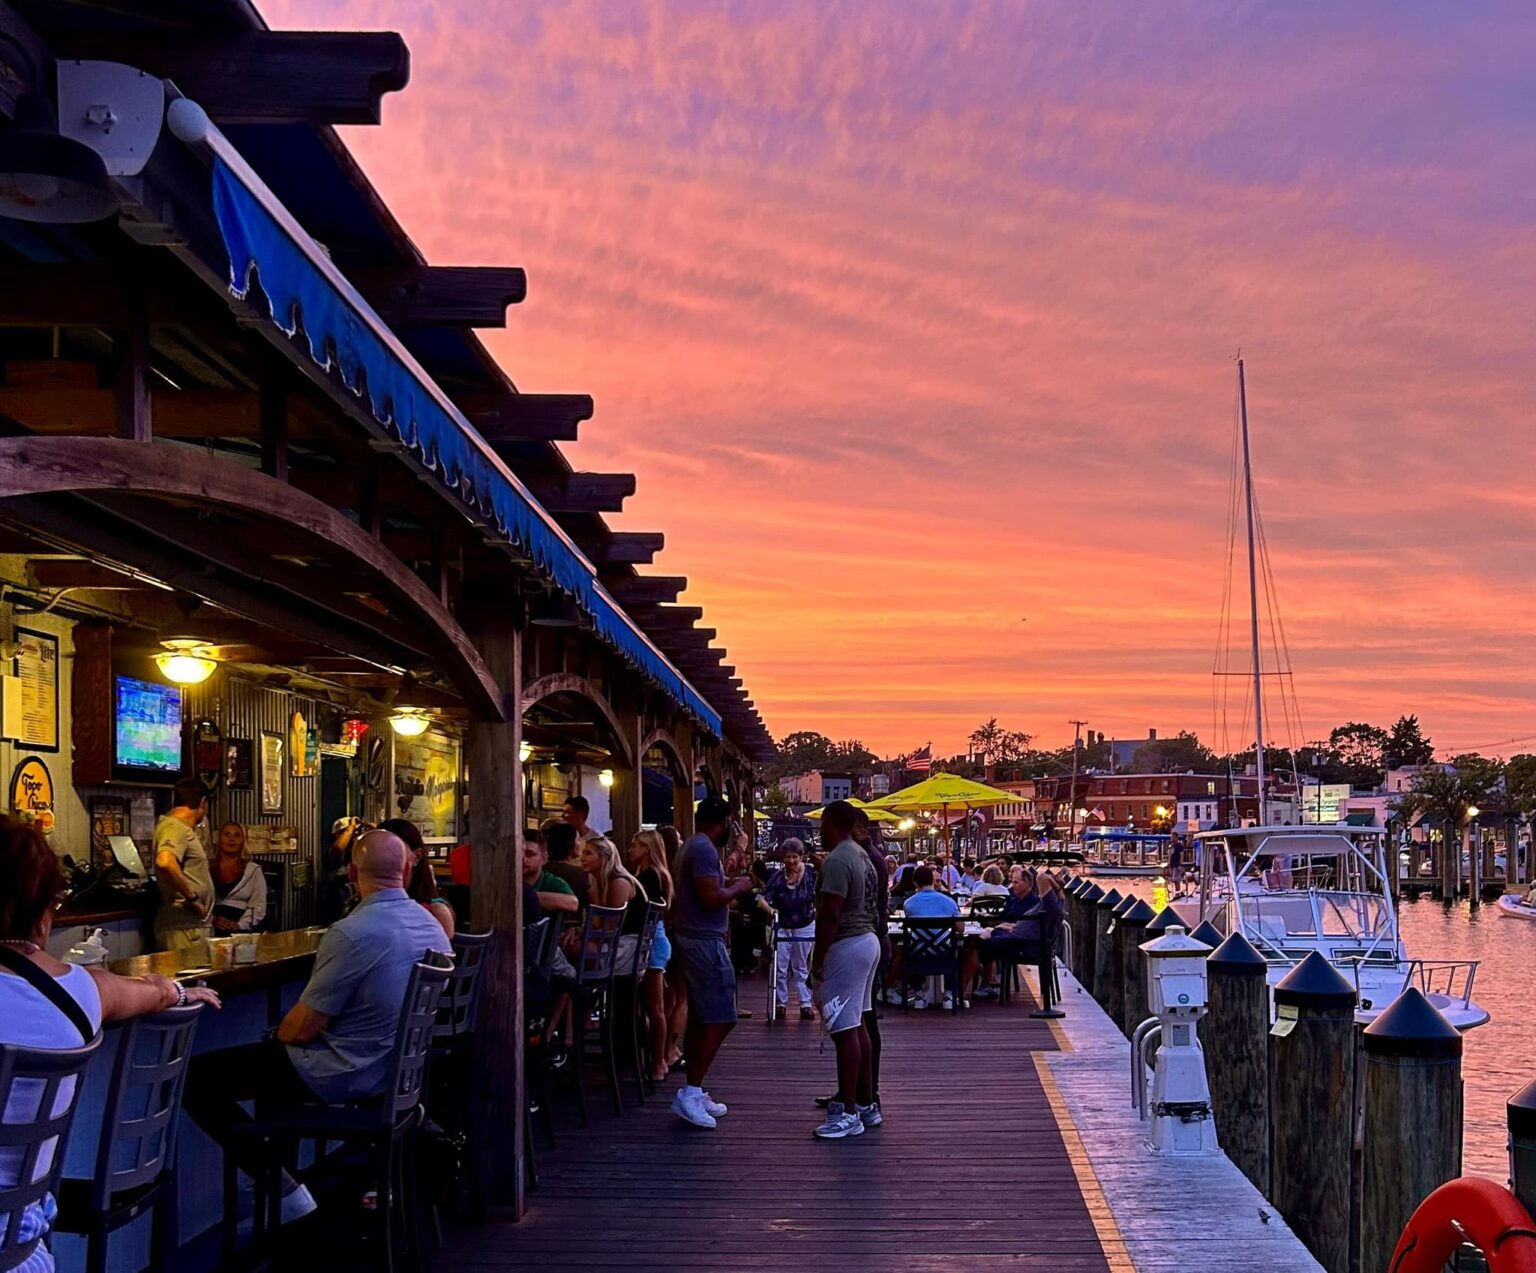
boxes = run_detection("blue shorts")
[671,932,738,1025]
[649,919,672,971]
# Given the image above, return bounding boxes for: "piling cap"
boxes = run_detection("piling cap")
[1207,930,1268,976]
[1112,892,1139,917]
[1079,881,1105,904]
[1273,950,1357,1011]
[1509,1079,1536,1140]
[1095,887,1123,909]
[1188,919,1225,948]
[1120,898,1156,926]
[1066,876,1086,896]
[1146,906,1186,935]
[1361,987,1462,1059]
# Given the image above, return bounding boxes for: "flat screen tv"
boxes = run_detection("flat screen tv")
[114,674,183,781]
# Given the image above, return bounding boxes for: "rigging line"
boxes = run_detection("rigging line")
[1250,480,1307,759]
[1216,372,1245,756]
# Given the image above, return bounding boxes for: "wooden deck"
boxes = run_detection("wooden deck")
[445,979,1115,1271]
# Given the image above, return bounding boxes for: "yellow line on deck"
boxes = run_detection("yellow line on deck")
[1032,1052,1135,1273]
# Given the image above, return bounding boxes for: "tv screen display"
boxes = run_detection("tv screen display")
[115,675,183,774]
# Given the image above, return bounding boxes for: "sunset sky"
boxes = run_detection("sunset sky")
[271,1,1536,759]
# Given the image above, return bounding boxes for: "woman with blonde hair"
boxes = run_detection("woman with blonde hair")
[210,821,267,932]
[628,829,675,1081]
[579,835,649,974]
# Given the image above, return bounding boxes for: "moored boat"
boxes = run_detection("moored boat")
[1496,892,1536,922]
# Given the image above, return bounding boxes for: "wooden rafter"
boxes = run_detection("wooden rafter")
[607,575,686,605]
[349,266,527,327]
[524,472,636,515]
[460,392,594,444]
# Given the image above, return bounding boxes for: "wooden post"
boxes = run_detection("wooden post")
[1359,988,1462,1273]
[1269,951,1357,1273]
[608,688,643,854]
[259,384,289,480]
[115,286,152,442]
[1103,893,1137,1035]
[1064,878,1086,981]
[1469,821,1482,907]
[1090,886,1121,1013]
[1510,1079,1536,1221]
[465,609,525,1213]
[1076,881,1102,988]
[1118,898,1155,1037]
[673,719,695,837]
[1206,930,1271,1195]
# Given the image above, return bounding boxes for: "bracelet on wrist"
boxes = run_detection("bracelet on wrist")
[174,982,188,1007]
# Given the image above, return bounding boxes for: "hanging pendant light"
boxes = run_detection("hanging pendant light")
[154,639,219,686]
[389,708,431,737]
[0,42,116,224]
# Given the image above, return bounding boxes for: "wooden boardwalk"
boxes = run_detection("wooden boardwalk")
[446,980,1114,1271]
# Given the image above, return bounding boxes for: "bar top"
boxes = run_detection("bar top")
[108,927,327,993]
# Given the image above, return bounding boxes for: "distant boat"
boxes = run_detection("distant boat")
[1077,829,1170,877]
[1495,892,1536,922]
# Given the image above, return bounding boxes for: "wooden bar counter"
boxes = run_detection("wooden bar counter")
[107,926,327,994]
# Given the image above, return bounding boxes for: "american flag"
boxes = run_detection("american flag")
[906,744,933,773]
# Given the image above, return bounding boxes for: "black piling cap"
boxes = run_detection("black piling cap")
[1188,919,1225,948]
[1065,876,1085,896]
[1120,898,1156,927]
[1080,881,1105,904]
[1362,987,1462,1059]
[1273,950,1357,1011]
[1112,892,1139,917]
[1509,1079,1536,1140]
[1095,887,1123,909]
[1208,930,1268,976]
[1145,906,1185,934]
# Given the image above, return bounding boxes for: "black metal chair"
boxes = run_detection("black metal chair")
[428,931,491,1219]
[968,896,1007,924]
[0,1034,104,1273]
[223,957,451,1273]
[617,901,665,1107]
[561,903,625,1123]
[54,1006,204,1273]
[898,917,962,1014]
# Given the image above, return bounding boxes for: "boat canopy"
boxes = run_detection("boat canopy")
[1081,829,1171,842]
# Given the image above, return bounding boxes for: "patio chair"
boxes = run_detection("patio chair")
[898,918,962,1014]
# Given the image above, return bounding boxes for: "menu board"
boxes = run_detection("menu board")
[394,729,461,841]
[12,629,58,751]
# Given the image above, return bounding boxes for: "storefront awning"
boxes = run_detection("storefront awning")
[191,127,721,736]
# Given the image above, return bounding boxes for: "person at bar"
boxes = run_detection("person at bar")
[541,820,591,911]
[153,778,214,953]
[563,795,600,844]
[181,829,450,1227]
[379,818,455,939]
[210,822,267,933]
[0,816,221,1271]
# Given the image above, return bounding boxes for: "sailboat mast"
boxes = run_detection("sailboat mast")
[1237,358,1267,824]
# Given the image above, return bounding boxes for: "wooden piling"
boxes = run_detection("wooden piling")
[1206,930,1271,1196]
[1090,886,1122,1013]
[1102,893,1137,1033]
[1064,877,1086,981]
[1358,987,1463,1273]
[1510,1079,1536,1223]
[1076,881,1103,989]
[1118,898,1156,1038]
[1269,951,1357,1273]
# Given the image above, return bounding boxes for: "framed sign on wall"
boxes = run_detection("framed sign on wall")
[10,629,59,752]
[259,731,285,815]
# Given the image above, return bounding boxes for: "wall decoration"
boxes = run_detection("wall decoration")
[192,717,224,792]
[9,756,54,835]
[89,795,128,869]
[304,728,319,774]
[393,728,461,841]
[289,710,309,778]
[11,629,59,751]
[224,738,253,790]
[260,731,285,814]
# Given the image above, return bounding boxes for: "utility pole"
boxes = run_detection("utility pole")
[1067,719,1088,844]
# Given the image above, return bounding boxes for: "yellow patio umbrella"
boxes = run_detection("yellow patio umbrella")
[804,798,903,824]
[870,773,1023,852]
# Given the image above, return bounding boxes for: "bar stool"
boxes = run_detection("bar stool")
[223,957,450,1273]
[54,1005,204,1273]
[561,904,624,1124]
[427,931,491,1218]
[619,901,665,1105]
[0,1034,103,1273]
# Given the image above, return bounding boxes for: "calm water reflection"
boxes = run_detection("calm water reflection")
[1397,896,1536,1179]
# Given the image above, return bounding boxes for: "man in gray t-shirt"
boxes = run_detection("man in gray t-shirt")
[809,801,883,1139]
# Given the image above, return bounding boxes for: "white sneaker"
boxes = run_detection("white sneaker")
[858,1101,883,1128]
[814,1102,865,1139]
[883,989,904,1006]
[942,993,955,1010]
[671,1089,717,1129]
[912,995,928,1011]
[701,1091,728,1117]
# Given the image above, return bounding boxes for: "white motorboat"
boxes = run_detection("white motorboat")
[1172,824,1488,1030]
[1496,892,1536,922]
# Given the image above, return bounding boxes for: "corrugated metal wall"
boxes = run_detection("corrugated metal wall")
[183,673,324,929]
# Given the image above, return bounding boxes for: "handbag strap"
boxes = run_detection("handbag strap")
[0,945,95,1045]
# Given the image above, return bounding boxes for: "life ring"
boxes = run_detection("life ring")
[1390,1178,1536,1273]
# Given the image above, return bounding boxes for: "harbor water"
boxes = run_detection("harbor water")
[1396,896,1536,1180]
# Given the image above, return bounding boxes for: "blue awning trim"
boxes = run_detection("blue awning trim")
[209,157,722,736]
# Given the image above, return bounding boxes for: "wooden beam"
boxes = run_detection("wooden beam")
[350,266,526,327]
[26,560,159,591]
[634,605,704,629]
[53,31,411,126]
[0,383,261,437]
[459,393,593,444]
[591,532,663,565]
[607,575,686,605]
[114,292,151,442]
[260,386,289,481]
[656,627,715,649]
[525,472,635,515]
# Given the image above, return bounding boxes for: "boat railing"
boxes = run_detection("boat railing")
[1337,956,1480,1012]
